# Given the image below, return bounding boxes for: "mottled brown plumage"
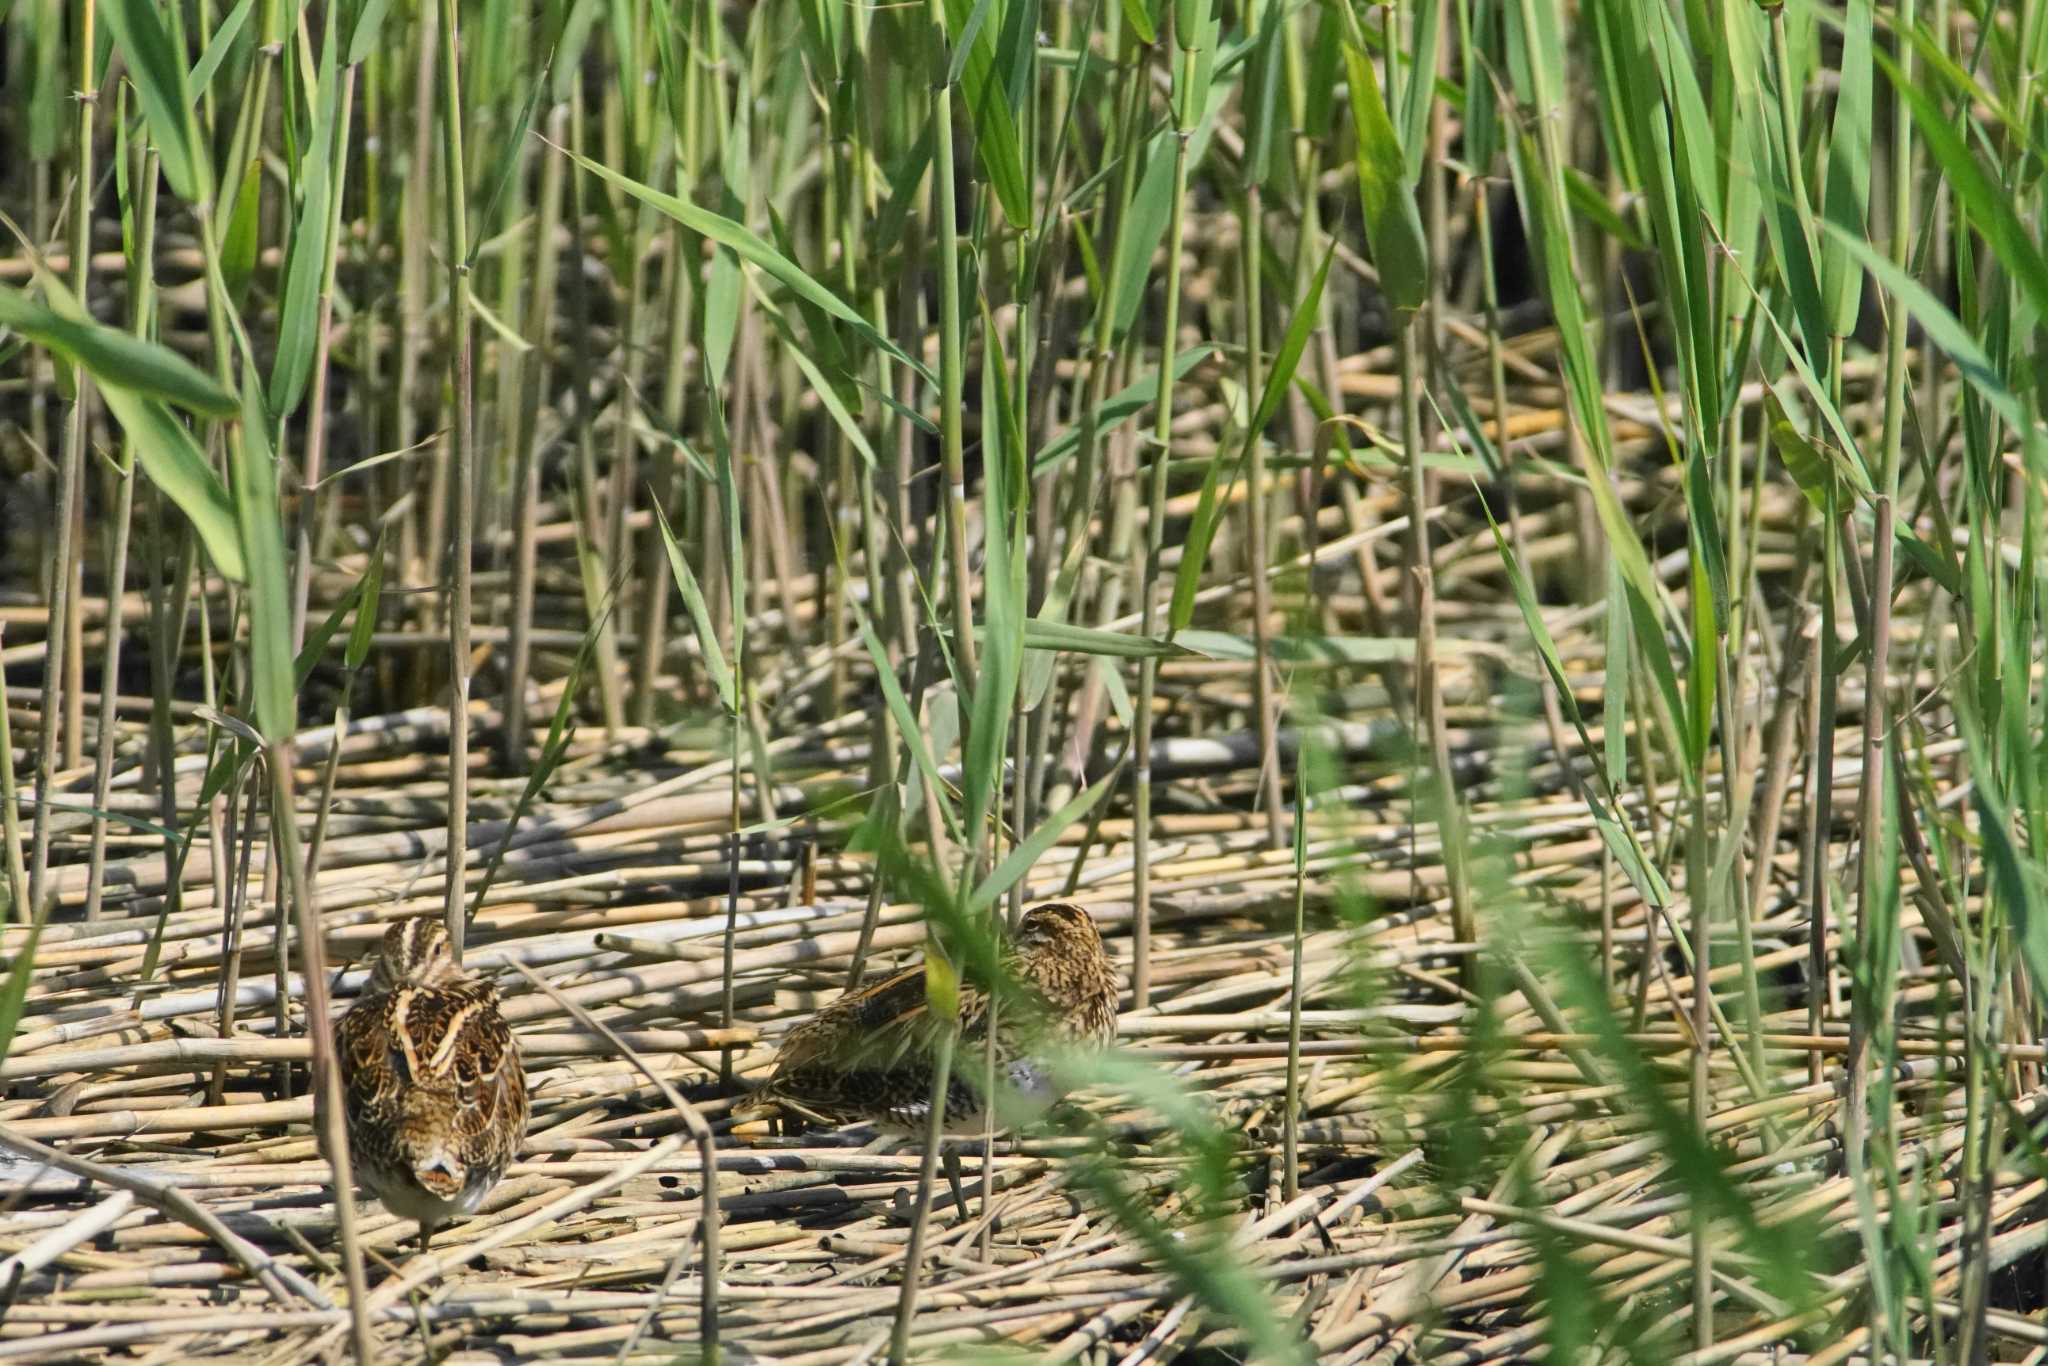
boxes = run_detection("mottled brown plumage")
[331,920,528,1247]
[744,902,1120,1133]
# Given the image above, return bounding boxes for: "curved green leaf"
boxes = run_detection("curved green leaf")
[109,396,247,581]
[231,378,297,741]
[933,0,1035,228]
[0,282,235,416]
[968,768,1115,913]
[1034,345,1216,474]
[1818,0,1872,335]
[653,500,736,714]
[101,0,213,205]
[562,144,932,383]
[270,30,339,416]
[5,283,245,580]
[1337,7,1427,312]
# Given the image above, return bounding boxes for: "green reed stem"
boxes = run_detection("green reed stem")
[1133,19,1202,1010]
[439,0,476,955]
[929,0,976,698]
[24,0,96,923]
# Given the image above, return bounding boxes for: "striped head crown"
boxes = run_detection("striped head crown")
[1014,901,1101,954]
[369,919,464,991]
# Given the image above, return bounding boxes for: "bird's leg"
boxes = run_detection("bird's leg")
[943,1148,969,1216]
[417,1218,436,1256]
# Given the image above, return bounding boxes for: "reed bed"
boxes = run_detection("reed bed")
[2,0,2044,1361]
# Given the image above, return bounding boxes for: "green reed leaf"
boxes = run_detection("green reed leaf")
[563,144,932,382]
[101,0,213,204]
[231,378,297,743]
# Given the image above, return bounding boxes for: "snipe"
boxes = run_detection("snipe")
[331,919,528,1250]
[741,901,1120,1135]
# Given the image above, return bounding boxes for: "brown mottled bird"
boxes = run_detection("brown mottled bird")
[331,920,528,1249]
[741,902,1120,1134]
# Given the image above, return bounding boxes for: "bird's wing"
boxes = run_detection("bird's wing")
[773,962,991,1075]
